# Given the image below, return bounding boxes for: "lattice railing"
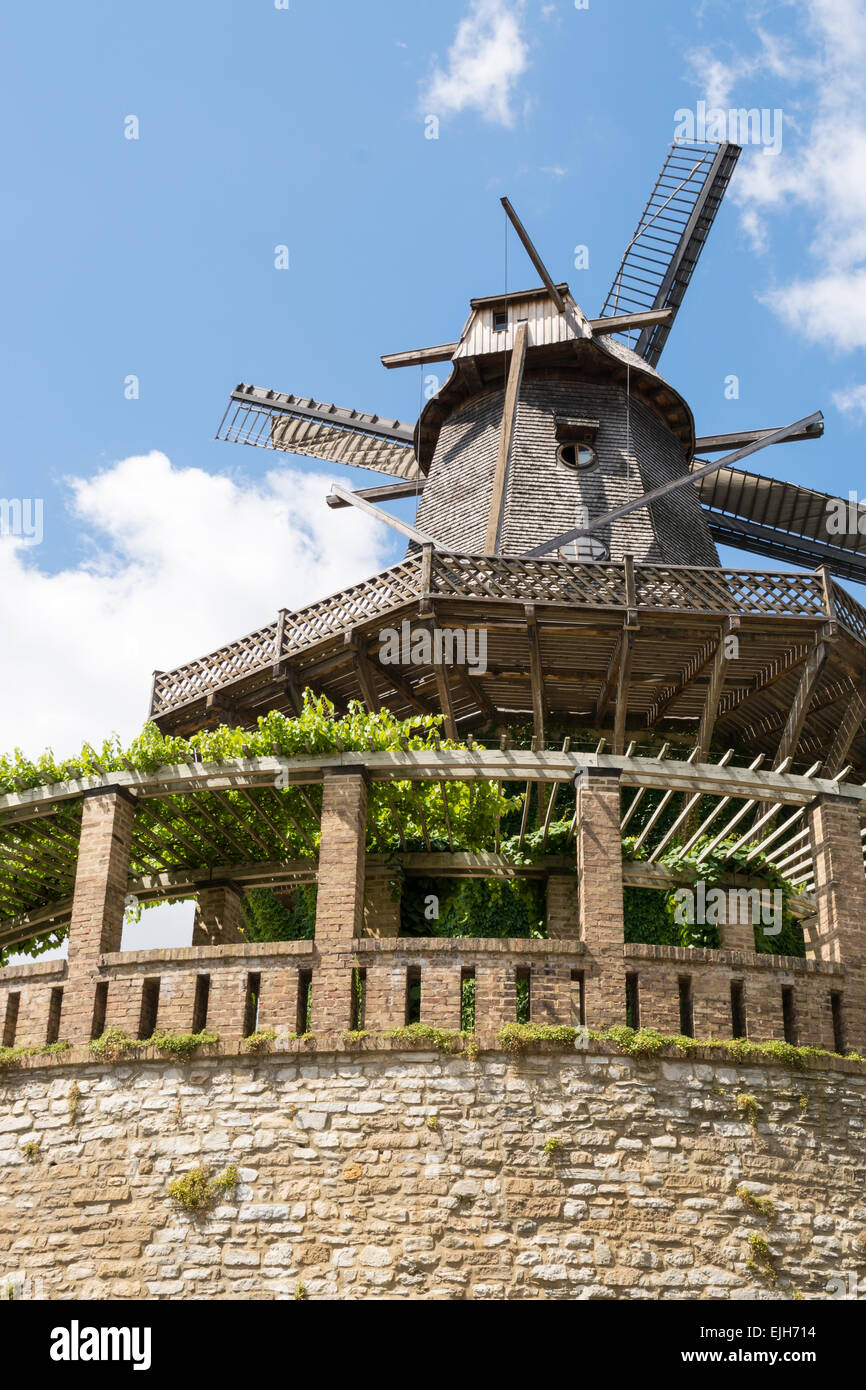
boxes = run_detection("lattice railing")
[150,554,835,716]
[832,582,866,644]
[431,554,628,607]
[636,567,827,617]
[278,559,422,659]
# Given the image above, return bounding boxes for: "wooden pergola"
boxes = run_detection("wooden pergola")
[3,746,855,955]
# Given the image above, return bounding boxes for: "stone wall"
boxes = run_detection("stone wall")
[1,1044,864,1301]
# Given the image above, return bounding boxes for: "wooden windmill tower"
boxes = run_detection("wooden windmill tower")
[151,140,866,783]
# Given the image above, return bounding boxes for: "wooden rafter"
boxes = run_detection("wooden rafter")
[823,679,866,777]
[459,668,497,725]
[596,633,625,723]
[774,639,829,766]
[647,635,718,725]
[719,643,810,718]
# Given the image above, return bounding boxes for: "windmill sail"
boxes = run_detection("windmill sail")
[216,384,421,480]
[693,461,866,583]
[598,140,741,365]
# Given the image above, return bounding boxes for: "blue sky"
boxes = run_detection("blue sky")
[1,0,865,763]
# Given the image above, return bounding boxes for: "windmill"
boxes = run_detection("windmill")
[213,139,858,579]
[150,140,866,784]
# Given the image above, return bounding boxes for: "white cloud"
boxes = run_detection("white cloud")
[0,451,394,758]
[689,0,866,350]
[420,0,528,127]
[833,382,866,419]
[760,270,866,351]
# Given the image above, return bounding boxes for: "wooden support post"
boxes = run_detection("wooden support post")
[418,544,434,617]
[612,631,636,755]
[348,631,381,713]
[525,604,545,748]
[485,320,527,555]
[774,638,828,767]
[431,648,459,740]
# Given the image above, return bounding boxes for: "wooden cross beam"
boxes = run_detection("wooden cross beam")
[485,320,528,555]
[589,309,673,337]
[326,479,424,508]
[328,483,441,549]
[381,342,460,370]
[694,423,824,453]
[647,635,719,727]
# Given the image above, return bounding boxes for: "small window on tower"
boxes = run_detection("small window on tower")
[493,308,508,332]
[557,442,596,470]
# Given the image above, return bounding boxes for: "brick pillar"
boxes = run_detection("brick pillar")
[419,962,463,1030]
[63,788,135,1043]
[575,767,625,1028]
[364,868,401,937]
[807,792,866,1052]
[474,960,516,1031]
[157,971,199,1033]
[530,960,573,1024]
[692,970,732,1039]
[363,962,408,1030]
[312,769,368,1032]
[546,873,578,939]
[718,918,755,953]
[632,967,681,1035]
[192,882,246,944]
[256,967,298,1035]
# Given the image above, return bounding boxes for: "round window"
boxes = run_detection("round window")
[559,535,609,563]
[557,441,596,469]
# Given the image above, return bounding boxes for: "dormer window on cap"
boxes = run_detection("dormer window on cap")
[555,416,600,470]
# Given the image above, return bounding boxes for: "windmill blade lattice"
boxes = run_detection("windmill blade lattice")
[694,460,866,583]
[599,140,741,365]
[216,384,421,481]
